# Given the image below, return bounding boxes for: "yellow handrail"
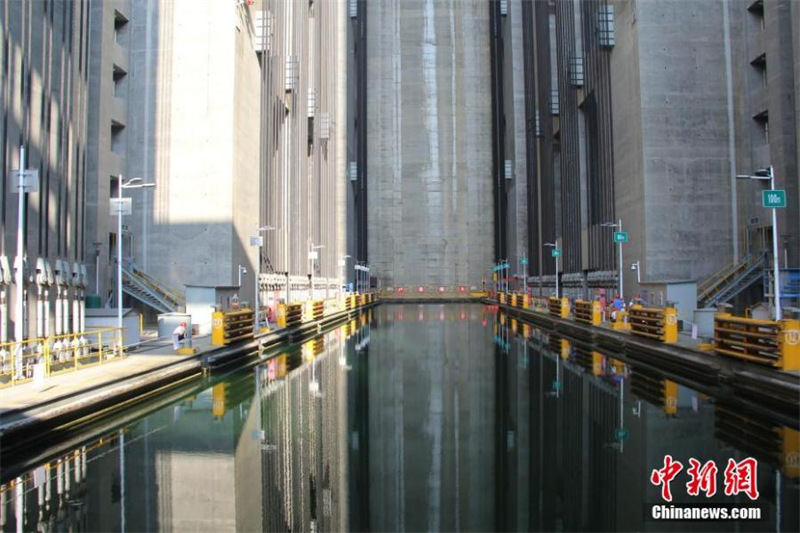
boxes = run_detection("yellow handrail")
[0,328,123,388]
[698,254,761,302]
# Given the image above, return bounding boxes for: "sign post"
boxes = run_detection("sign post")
[11,147,40,378]
[613,225,628,299]
[550,248,562,298]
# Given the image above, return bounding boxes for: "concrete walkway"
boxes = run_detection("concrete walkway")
[0,335,214,415]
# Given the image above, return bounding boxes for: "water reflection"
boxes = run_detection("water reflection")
[1,305,798,532]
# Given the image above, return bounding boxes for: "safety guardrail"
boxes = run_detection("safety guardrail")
[277,303,303,329]
[312,300,325,321]
[0,328,122,388]
[211,308,255,346]
[548,297,570,318]
[629,304,679,343]
[574,299,602,326]
[713,314,800,371]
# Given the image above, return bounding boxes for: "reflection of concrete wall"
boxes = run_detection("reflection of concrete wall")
[156,453,236,532]
[368,304,495,530]
[367,1,494,287]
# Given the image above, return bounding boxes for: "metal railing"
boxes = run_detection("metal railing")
[0,328,123,388]
[697,254,765,305]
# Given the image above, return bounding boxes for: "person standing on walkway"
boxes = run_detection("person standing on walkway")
[172,322,187,350]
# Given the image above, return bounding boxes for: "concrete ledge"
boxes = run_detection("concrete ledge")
[0,304,376,451]
[493,300,800,424]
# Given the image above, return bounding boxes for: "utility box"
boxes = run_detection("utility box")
[158,313,193,339]
[639,280,697,330]
[85,308,141,348]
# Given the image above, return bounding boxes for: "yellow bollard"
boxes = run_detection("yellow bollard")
[780,320,800,371]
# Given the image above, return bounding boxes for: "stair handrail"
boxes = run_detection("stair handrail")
[121,282,172,314]
[697,257,746,296]
[129,266,183,303]
[125,266,185,307]
[709,265,762,306]
[698,254,761,303]
[122,268,175,311]
[699,254,766,307]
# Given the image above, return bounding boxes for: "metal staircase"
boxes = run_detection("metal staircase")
[697,253,766,309]
[122,265,185,313]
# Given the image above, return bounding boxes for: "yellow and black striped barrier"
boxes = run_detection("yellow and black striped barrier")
[548,297,570,319]
[211,308,255,346]
[277,303,303,329]
[629,305,679,343]
[312,300,325,321]
[713,314,800,371]
[573,299,602,326]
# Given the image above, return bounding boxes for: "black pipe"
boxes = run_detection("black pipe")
[489,0,507,262]
[356,0,369,264]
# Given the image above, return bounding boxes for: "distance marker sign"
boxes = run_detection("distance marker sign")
[762,190,786,208]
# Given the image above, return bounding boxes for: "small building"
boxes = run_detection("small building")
[185,285,244,336]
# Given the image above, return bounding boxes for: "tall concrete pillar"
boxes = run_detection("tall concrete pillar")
[367,0,494,288]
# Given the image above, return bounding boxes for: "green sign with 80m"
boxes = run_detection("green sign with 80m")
[762,190,787,208]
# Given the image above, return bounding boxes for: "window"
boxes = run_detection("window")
[753,110,769,144]
[111,121,126,154]
[114,10,129,46]
[750,53,767,87]
[747,1,765,31]
[597,4,615,47]
[113,65,127,98]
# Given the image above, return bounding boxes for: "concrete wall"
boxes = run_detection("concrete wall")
[503,0,529,279]
[117,1,261,302]
[86,0,130,301]
[366,0,494,287]
[636,0,734,284]
[610,0,646,297]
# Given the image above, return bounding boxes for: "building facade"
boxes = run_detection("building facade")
[85,0,351,316]
[365,0,495,288]
[1,0,91,351]
[521,0,798,308]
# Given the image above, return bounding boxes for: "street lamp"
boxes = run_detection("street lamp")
[114,176,155,351]
[237,264,247,287]
[309,244,324,300]
[601,219,624,300]
[736,166,782,320]
[251,225,275,332]
[339,255,351,293]
[544,243,560,298]
[631,261,641,284]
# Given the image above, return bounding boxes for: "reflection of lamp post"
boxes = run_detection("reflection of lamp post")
[114,176,155,351]
[251,226,275,333]
[736,166,782,320]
